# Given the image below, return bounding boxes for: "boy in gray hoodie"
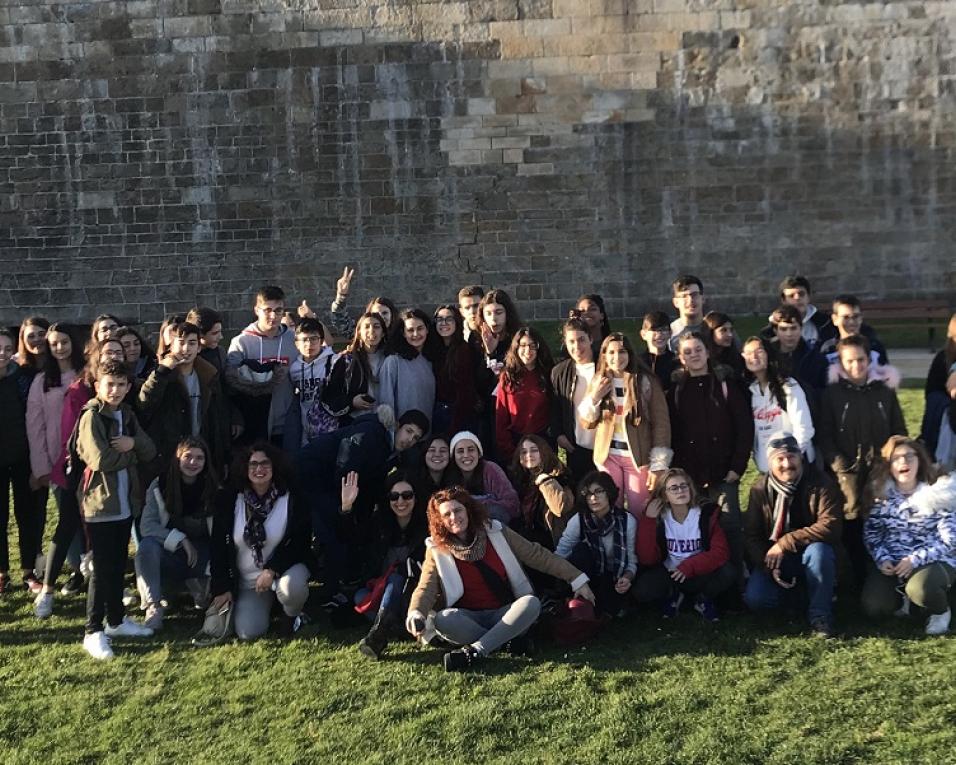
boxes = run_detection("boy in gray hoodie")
[225,285,300,444]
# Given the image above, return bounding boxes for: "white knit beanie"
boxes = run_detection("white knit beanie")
[449,430,483,457]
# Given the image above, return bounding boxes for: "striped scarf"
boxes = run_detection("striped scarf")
[581,507,628,579]
[767,472,798,542]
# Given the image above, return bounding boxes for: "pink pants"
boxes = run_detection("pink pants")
[598,454,650,518]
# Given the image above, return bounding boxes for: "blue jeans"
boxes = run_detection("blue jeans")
[134,535,210,606]
[744,542,836,624]
[353,571,405,619]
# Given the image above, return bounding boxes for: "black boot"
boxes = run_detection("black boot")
[358,608,393,660]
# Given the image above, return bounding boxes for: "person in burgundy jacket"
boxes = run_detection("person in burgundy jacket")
[633,468,735,622]
[667,332,753,596]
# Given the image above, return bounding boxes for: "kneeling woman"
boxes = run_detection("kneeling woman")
[634,468,735,622]
[555,471,637,617]
[862,436,956,635]
[352,471,428,659]
[209,442,312,640]
[136,437,219,631]
[406,487,594,671]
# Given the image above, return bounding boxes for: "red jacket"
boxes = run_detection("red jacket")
[637,502,729,579]
[495,368,551,461]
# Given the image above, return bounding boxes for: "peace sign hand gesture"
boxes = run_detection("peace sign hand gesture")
[336,266,355,299]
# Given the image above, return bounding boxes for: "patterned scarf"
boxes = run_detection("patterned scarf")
[447,524,488,562]
[767,472,799,542]
[243,486,279,568]
[581,507,628,579]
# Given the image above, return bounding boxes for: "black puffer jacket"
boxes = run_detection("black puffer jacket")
[817,364,907,519]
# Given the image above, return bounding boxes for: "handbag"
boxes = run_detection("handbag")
[548,596,606,646]
[305,400,340,438]
[191,602,234,647]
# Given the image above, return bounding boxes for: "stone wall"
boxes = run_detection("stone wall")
[1,0,954,330]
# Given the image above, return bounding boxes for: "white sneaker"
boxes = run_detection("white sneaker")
[893,595,910,618]
[34,591,54,619]
[925,608,951,636]
[83,631,114,660]
[143,604,165,631]
[105,617,154,638]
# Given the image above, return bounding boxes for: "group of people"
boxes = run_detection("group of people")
[1,268,954,670]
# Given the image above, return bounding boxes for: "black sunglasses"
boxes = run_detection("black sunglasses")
[388,490,415,502]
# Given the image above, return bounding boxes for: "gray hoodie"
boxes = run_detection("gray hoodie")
[226,322,300,436]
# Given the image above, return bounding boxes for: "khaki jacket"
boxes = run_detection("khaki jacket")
[75,399,156,519]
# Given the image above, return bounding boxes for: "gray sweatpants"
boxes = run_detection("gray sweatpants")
[234,563,310,640]
[434,594,541,655]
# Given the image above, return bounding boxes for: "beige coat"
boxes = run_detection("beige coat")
[577,371,672,471]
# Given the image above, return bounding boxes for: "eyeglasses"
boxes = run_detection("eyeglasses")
[890,452,918,464]
[435,315,456,324]
[518,341,538,350]
[581,487,607,499]
[248,460,273,470]
[389,490,415,501]
[666,483,690,493]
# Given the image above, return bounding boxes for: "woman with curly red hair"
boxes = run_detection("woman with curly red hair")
[406,486,594,672]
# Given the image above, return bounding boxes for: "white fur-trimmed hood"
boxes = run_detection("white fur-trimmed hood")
[908,472,956,513]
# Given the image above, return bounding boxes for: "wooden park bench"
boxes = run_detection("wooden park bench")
[863,299,952,350]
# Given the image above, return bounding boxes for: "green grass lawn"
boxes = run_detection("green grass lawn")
[3,388,954,765]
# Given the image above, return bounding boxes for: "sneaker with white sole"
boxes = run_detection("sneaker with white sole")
[83,631,114,660]
[143,604,165,631]
[925,608,951,636]
[34,591,54,619]
[105,617,154,638]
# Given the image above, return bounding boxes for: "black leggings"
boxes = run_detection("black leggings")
[85,518,132,634]
[43,487,85,588]
[0,458,36,573]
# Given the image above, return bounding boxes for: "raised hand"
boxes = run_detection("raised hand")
[336,266,355,298]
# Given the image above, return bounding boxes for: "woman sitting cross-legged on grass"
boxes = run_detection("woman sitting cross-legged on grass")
[135,437,219,632]
[861,435,956,636]
[554,471,637,618]
[633,468,736,623]
[351,470,427,660]
[208,442,312,640]
[406,486,595,672]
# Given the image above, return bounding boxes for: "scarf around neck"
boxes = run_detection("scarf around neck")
[243,485,280,568]
[767,471,799,542]
[581,507,628,579]
[447,524,488,562]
